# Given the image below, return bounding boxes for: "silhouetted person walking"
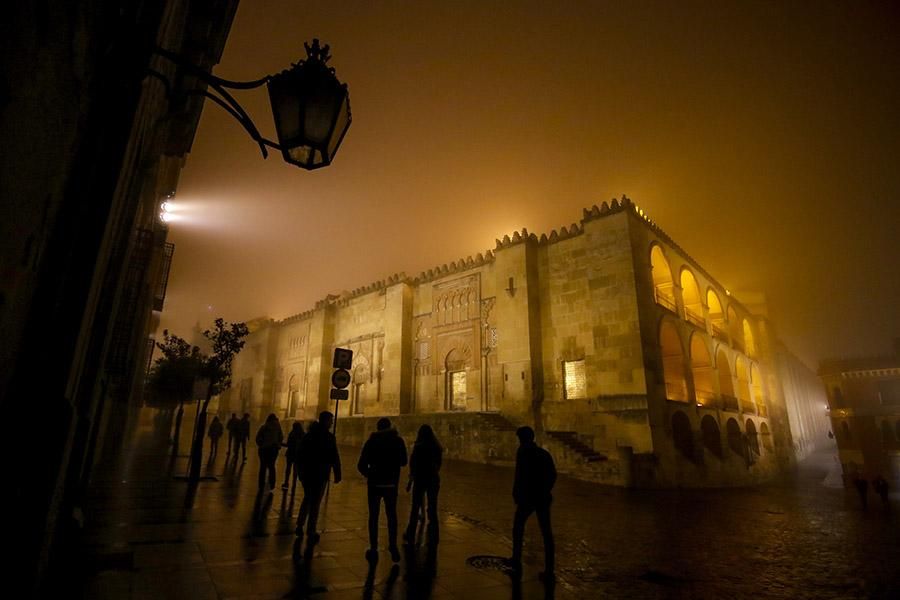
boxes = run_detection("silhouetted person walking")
[282,421,305,491]
[208,416,224,457]
[404,424,442,546]
[510,426,556,580]
[358,417,407,563]
[295,411,341,544]
[237,413,250,463]
[256,413,283,493]
[853,474,869,510]
[226,413,239,457]
[872,475,890,511]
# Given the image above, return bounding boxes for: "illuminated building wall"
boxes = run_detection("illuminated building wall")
[225,197,828,487]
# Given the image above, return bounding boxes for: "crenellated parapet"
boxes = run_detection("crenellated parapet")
[339,272,411,303]
[279,309,316,325]
[580,194,633,224]
[494,228,533,249]
[535,222,583,245]
[274,193,758,326]
[412,250,496,284]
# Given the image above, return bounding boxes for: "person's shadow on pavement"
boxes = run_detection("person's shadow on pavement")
[363,563,399,600]
[402,542,438,598]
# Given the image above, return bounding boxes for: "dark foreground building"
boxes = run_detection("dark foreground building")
[0,2,237,594]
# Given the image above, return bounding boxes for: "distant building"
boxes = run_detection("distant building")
[819,342,900,484]
[225,198,828,487]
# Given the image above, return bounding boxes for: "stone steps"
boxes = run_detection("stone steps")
[474,411,518,432]
[546,430,608,463]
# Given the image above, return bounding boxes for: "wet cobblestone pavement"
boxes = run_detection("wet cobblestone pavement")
[79,409,900,599]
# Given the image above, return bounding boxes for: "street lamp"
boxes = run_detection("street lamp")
[151,39,351,170]
[268,40,352,169]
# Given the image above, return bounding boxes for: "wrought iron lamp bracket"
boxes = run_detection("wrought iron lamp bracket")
[148,46,281,159]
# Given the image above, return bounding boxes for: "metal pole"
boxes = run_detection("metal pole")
[333,395,339,436]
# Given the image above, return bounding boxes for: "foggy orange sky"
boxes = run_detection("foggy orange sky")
[160,1,900,367]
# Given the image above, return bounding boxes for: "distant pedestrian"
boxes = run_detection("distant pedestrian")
[237,413,251,463]
[872,475,890,511]
[256,413,284,493]
[358,417,408,563]
[207,416,224,457]
[295,412,342,545]
[509,426,556,581]
[226,413,239,457]
[404,424,442,546]
[282,421,305,491]
[853,474,869,510]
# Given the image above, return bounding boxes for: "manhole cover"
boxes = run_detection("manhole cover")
[466,555,514,574]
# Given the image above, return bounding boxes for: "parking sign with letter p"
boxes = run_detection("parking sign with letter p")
[333,347,353,370]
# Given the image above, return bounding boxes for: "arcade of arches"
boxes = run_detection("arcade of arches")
[658,319,767,415]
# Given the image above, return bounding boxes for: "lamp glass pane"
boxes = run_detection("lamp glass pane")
[268,79,301,142]
[327,94,351,157]
[303,79,337,144]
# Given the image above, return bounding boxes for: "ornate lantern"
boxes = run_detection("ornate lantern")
[267,40,352,170]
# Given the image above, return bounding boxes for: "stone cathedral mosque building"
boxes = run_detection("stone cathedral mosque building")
[223,197,829,487]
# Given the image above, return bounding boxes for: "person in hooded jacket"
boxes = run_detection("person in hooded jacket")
[207,415,224,457]
[509,426,556,580]
[281,421,304,491]
[225,413,239,458]
[255,413,283,492]
[357,417,408,562]
[404,424,442,546]
[295,411,341,544]
[237,413,251,463]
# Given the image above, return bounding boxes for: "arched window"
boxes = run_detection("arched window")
[680,269,704,327]
[690,334,715,406]
[746,419,760,455]
[743,319,756,357]
[760,422,774,452]
[672,411,694,460]
[735,357,754,414]
[701,415,722,458]
[651,245,676,312]
[659,320,688,401]
[707,289,726,339]
[726,418,743,456]
[717,350,736,410]
[727,305,744,352]
[882,420,895,444]
[750,364,765,416]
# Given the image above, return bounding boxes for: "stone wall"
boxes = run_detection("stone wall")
[224,200,820,489]
[330,412,628,486]
[536,209,647,452]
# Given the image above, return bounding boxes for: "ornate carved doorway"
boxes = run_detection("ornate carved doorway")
[351,360,369,416]
[352,382,365,415]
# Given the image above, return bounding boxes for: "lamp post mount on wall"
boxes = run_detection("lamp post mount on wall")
[150,39,351,170]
